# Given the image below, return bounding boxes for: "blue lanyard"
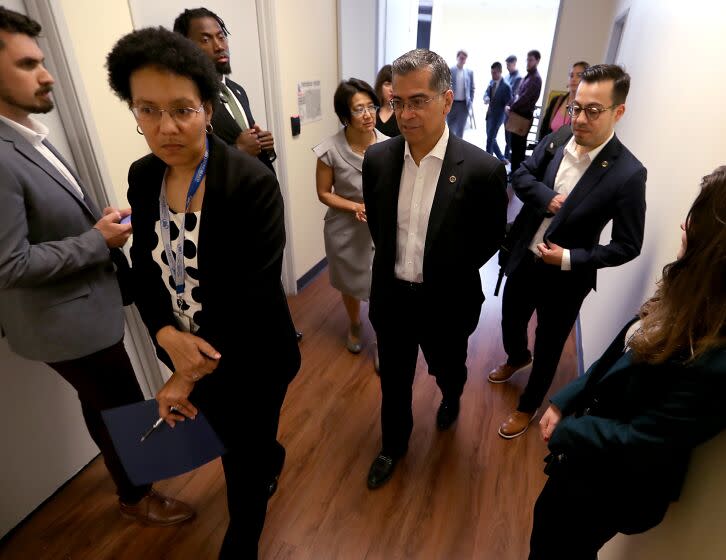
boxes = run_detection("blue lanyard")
[159,138,209,309]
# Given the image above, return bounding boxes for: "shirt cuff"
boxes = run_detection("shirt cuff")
[561,249,571,271]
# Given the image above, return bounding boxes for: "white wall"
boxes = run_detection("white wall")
[381,0,418,64]
[429,0,560,109]
[338,0,378,86]
[272,0,339,278]
[547,0,726,557]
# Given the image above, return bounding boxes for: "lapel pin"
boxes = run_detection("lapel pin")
[449,175,456,183]
[601,160,609,168]
[549,142,554,149]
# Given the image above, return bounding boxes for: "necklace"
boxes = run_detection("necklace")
[347,130,376,155]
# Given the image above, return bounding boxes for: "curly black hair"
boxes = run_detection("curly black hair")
[0,6,41,48]
[106,27,220,104]
[173,8,230,37]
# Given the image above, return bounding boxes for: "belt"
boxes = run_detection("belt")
[393,278,425,293]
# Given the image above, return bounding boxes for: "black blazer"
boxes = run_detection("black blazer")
[537,93,568,141]
[211,77,275,172]
[507,131,647,290]
[362,133,508,333]
[127,134,299,382]
[546,319,726,528]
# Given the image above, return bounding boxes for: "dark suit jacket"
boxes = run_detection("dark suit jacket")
[127,134,299,384]
[211,77,275,172]
[0,120,128,362]
[362,133,507,334]
[546,318,726,529]
[537,93,568,141]
[507,131,647,290]
[485,79,513,124]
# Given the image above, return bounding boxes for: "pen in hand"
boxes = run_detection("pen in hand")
[140,406,180,443]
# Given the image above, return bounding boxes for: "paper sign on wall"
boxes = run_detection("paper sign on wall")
[297,80,322,123]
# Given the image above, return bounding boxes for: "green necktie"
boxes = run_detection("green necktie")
[220,83,248,131]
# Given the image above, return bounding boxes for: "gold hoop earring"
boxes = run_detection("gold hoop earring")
[206,122,214,134]
[136,125,144,135]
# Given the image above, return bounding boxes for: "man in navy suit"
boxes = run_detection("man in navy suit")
[363,49,507,489]
[446,49,474,138]
[484,61,512,161]
[488,64,647,440]
[174,8,276,172]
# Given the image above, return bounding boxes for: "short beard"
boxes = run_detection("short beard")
[0,88,54,115]
[215,60,232,75]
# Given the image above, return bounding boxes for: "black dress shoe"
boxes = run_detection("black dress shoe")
[436,398,460,430]
[267,443,286,497]
[296,331,303,342]
[367,453,398,490]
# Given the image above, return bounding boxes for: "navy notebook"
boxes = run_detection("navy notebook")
[101,399,225,485]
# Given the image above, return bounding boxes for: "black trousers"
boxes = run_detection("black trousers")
[376,281,474,457]
[509,131,529,174]
[190,358,289,560]
[501,254,591,412]
[47,339,150,504]
[530,474,669,559]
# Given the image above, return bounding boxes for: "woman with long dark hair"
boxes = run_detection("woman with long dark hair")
[530,166,726,559]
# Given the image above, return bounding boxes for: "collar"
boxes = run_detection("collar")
[526,68,539,76]
[564,130,614,163]
[0,114,49,145]
[404,124,450,164]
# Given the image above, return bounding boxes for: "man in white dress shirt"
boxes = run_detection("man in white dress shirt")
[489,64,647,440]
[446,49,474,138]
[363,48,507,489]
[0,7,193,525]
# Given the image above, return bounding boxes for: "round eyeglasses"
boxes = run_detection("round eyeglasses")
[567,103,618,121]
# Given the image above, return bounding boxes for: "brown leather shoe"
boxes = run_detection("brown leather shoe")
[120,489,195,527]
[498,410,538,439]
[487,358,532,384]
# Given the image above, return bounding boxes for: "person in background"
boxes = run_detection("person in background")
[314,78,387,359]
[0,7,193,527]
[446,49,474,138]
[507,49,542,173]
[530,166,726,559]
[374,64,400,137]
[538,60,589,141]
[363,49,507,489]
[106,27,300,558]
[484,61,512,161]
[503,54,522,162]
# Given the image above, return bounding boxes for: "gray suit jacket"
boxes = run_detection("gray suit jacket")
[0,120,124,362]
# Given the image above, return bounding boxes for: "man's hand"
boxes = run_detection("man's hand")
[156,373,197,427]
[505,105,511,115]
[94,207,132,248]
[537,241,564,266]
[254,125,275,151]
[547,193,567,214]
[539,404,562,443]
[235,129,261,156]
[156,326,221,383]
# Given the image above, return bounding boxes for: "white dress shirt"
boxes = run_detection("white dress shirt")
[221,76,250,130]
[0,114,84,198]
[454,67,467,101]
[528,131,614,270]
[395,124,450,282]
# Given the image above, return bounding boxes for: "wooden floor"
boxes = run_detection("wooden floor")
[0,250,577,560]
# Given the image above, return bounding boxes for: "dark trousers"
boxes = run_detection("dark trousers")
[530,474,669,559]
[501,254,591,412]
[485,114,505,159]
[47,339,150,504]
[504,129,512,160]
[376,281,473,457]
[190,358,289,559]
[447,100,469,138]
[509,131,529,174]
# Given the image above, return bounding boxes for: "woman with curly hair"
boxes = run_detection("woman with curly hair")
[106,27,300,559]
[530,166,726,559]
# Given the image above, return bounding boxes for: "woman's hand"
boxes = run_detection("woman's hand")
[354,203,367,223]
[156,373,197,427]
[539,404,563,443]
[156,326,221,383]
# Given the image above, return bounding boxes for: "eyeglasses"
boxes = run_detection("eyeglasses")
[351,105,379,117]
[131,104,204,124]
[567,103,618,121]
[390,92,445,113]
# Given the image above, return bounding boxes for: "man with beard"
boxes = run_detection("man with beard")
[0,6,193,525]
[174,7,276,172]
